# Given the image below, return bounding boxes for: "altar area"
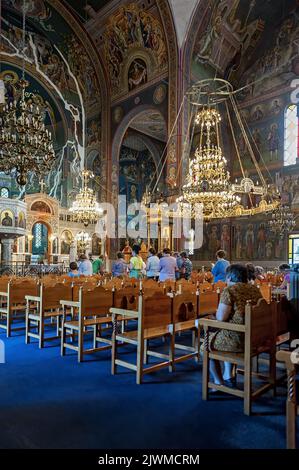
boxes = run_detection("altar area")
[0,192,104,269]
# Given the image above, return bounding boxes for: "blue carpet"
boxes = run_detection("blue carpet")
[0,328,294,449]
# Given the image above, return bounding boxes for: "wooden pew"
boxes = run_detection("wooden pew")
[110,291,173,384]
[198,290,220,317]
[0,279,39,337]
[171,289,200,366]
[25,283,73,348]
[60,286,114,362]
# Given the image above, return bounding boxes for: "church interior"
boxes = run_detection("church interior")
[0,0,299,455]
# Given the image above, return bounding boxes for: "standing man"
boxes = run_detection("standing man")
[211,250,230,282]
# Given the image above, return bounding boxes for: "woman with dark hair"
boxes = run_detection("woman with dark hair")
[68,261,80,278]
[207,263,262,389]
[129,244,145,279]
[246,263,256,282]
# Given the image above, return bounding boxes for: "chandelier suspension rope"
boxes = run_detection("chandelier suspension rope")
[224,99,254,208]
[229,93,267,189]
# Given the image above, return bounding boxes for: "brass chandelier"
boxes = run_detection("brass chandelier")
[0,0,55,185]
[70,169,103,227]
[177,107,241,219]
[269,205,296,238]
[176,79,280,220]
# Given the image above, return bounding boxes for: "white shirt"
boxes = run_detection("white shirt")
[146,255,160,278]
[78,259,93,276]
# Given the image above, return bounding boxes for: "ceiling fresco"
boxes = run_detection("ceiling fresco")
[63,0,110,21]
[1,0,105,206]
[130,110,167,142]
[191,0,299,84]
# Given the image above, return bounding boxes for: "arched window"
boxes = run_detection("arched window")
[0,187,9,198]
[284,104,299,166]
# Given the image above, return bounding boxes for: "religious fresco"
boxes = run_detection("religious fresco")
[195,218,286,264]
[191,0,265,81]
[103,3,168,99]
[119,144,156,204]
[1,0,105,207]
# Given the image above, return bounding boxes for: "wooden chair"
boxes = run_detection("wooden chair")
[257,283,272,303]
[110,291,173,384]
[198,290,220,317]
[171,289,200,366]
[60,286,114,362]
[200,282,213,293]
[25,283,73,348]
[199,298,277,415]
[0,280,39,337]
[276,350,298,449]
[142,279,159,289]
[213,281,226,292]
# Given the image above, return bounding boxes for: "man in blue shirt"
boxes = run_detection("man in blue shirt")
[211,250,230,282]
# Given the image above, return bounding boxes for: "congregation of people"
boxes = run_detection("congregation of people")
[69,244,195,282]
[71,244,292,294]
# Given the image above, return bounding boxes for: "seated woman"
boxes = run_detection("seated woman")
[207,264,262,389]
[68,261,80,278]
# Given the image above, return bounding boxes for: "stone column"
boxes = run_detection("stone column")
[1,238,13,264]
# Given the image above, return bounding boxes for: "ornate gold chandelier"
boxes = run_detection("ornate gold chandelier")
[0,1,55,185]
[70,170,103,227]
[177,78,280,220]
[269,205,296,238]
[178,108,241,219]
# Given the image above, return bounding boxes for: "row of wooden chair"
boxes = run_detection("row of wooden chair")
[110,287,220,384]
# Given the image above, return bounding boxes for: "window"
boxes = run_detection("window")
[284,104,299,166]
[289,234,299,265]
[0,187,9,198]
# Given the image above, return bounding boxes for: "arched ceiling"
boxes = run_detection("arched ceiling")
[62,0,109,22]
[189,0,299,87]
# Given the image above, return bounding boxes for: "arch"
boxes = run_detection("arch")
[47,0,110,178]
[111,105,167,197]
[61,230,74,255]
[121,49,156,94]
[1,59,69,143]
[112,105,167,166]
[31,201,52,214]
[31,221,51,257]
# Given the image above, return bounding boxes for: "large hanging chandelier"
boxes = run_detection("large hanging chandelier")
[70,170,103,227]
[178,107,241,219]
[176,78,280,220]
[0,0,55,185]
[269,205,296,238]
